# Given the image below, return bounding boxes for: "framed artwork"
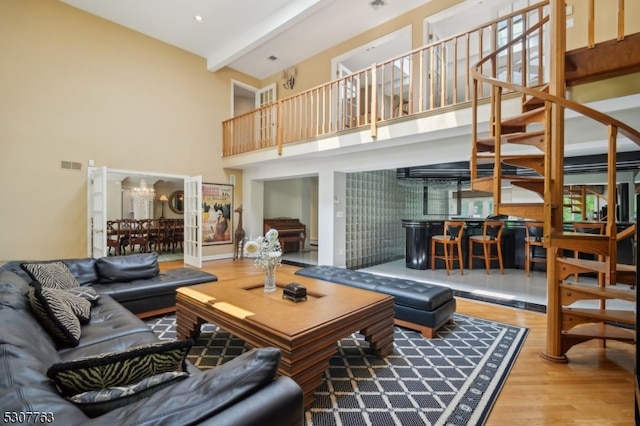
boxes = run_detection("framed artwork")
[202,182,233,245]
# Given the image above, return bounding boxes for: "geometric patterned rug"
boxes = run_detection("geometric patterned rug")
[146,313,528,426]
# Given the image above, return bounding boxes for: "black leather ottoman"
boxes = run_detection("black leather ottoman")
[295,265,456,338]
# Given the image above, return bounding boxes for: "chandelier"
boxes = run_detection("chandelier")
[131,179,155,202]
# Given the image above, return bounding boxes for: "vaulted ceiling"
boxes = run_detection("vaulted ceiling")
[59,0,437,79]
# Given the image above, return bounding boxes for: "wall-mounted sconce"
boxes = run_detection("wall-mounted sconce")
[281,66,296,90]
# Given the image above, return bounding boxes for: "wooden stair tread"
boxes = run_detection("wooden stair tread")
[562,323,635,342]
[476,130,545,147]
[496,203,544,221]
[557,256,635,272]
[557,256,635,273]
[562,307,636,325]
[472,175,544,196]
[559,282,636,303]
[556,257,636,285]
[476,154,545,175]
[522,85,548,110]
[548,232,610,256]
[472,175,543,185]
[501,107,545,127]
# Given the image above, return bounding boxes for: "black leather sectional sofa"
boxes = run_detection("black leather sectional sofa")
[0,254,304,425]
[2,252,215,318]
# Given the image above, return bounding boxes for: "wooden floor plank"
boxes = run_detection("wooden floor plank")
[161,258,635,426]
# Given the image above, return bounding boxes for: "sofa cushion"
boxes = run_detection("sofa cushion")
[67,371,189,418]
[0,269,31,294]
[21,261,80,290]
[62,258,99,285]
[28,285,82,347]
[95,253,159,283]
[57,296,158,361]
[47,339,193,397]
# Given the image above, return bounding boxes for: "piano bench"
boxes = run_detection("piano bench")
[295,265,456,338]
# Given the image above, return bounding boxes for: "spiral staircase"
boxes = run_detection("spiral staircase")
[469,1,640,362]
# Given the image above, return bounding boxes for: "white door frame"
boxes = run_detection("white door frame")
[86,167,198,263]
[87,166,107,259]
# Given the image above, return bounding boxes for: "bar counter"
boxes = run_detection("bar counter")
[402,218,635,271]
[402,217,518,270]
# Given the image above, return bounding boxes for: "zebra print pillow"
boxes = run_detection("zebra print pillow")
[67,371,189,417]
[21,261,80,290]
[54,288,92,324]
[46,339,193,397]
[28,285,82,347]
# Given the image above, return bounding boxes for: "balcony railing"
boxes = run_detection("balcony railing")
[222,0,630,158]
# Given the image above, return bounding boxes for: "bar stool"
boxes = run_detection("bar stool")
[524,222,545,277]
[468,220,504,274]
[431,221,465,275]
[572,222,605,282]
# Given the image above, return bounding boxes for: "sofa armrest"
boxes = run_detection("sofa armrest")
[82,347,291,425]
[197,376,304,426]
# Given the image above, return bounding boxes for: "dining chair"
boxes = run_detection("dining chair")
[431,221,465,275]
[468,220,505,274]
[132,219,151,253]
[524,222,545,277]
[106,220,121,256]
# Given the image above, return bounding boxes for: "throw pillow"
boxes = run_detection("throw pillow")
[28,285,81,347]
[67,371,189,418]
[65,286,101,304]
[54,288,92,324]
[21,261,80,290]
[46,339,193,397]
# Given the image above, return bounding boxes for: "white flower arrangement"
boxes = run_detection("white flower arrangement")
[244,228,283,270]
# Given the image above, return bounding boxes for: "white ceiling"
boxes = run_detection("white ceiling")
[59,0,437,79]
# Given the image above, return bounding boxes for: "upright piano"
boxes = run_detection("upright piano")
[263,218,306,253]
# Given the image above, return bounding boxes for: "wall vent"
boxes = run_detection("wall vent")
[61,160,82,171]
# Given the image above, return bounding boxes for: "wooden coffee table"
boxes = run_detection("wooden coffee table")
[175,271,395,408]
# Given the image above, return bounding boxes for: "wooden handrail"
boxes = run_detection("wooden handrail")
[471,17,640,146]
[222,0,635,158]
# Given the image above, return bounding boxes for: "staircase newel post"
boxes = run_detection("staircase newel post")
[470,79,478,182]
[493,85,502,209]
[541,0,569,363]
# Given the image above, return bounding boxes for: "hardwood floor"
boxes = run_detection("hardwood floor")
[162,259,636,426]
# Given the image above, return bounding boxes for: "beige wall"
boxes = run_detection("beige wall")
[566,0,640,50]
[0,0,253,261]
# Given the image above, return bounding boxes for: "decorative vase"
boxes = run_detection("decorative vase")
[264,264,277,293]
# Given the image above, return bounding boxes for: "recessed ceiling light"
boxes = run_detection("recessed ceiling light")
[370,0,386,9]
[267,55,279,61]
[194,15,204,22]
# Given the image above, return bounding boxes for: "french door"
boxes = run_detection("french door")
[183,175,202,268]
[89,166,107,259]
[255,83,277,148]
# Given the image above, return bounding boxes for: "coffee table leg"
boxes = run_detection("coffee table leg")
[176,308,203,340]
[361,306,395,356]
